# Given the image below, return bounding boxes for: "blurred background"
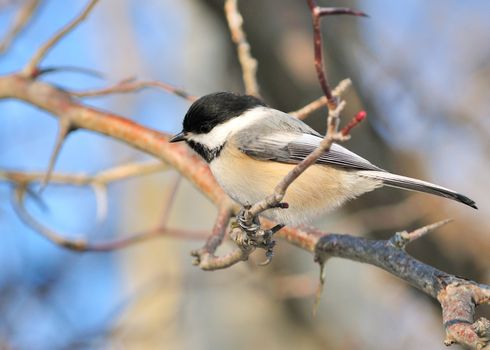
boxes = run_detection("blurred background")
[0,0,489,349]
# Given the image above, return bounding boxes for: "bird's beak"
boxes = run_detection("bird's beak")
[169,131,186,143]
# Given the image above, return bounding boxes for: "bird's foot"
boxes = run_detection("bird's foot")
[234,208,284,265]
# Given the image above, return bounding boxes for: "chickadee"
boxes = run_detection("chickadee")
[170,92,477,225]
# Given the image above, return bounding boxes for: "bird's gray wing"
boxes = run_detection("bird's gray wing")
[236,132,383,171]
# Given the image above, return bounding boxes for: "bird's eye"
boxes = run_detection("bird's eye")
[198,123,212,133]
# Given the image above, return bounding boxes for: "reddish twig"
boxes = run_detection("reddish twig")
[306,0,367,110]
[340,110,367,136]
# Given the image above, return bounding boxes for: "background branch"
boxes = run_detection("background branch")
[0,1,487,348]
[0,0,40,53]
[224,0,260,97]
[22,0,100,77]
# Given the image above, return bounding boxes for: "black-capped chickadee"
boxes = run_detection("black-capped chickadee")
[170,92,477,225]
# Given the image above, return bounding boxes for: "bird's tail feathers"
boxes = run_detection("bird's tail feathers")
[357,171,477,209]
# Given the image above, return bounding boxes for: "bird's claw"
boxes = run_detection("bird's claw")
[234,210,284,266]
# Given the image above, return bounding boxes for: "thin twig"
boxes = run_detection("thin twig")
[390,219,453,249]
[1,161,168,226]
[193,247,250,271]
[0,0,41,53]
[191,205,235,268]
[71,78,196,101]
[340,110,366,136]
[0,161,167,187]
[233,3,368,261]
[11,185,207,252]
[290,78,351,119]
[160,174,182,226]
[22,0,100,77]
[40,117,74,191]
[224,0,260,97]
[306,0,367,110]
[240,3,367,220]
[246,97,349,220]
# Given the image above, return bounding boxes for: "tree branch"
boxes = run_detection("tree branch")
[224,0,260,97]
[10,180,207,252]
[289,78,351,120]
[71,77,196,101]
[22,0,100,77]
[313,225,490,349]
[305,1,367,111]
[0,0,41,53]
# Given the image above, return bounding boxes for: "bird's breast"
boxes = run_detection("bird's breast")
[210,144,381,225]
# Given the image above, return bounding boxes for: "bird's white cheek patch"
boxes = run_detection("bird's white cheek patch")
[186,107,270,150]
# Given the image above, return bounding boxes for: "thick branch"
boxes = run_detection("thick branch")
[0,74,228,207]
[312,227,490,349]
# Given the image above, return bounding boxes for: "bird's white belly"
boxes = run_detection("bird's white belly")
[210,145,381,225]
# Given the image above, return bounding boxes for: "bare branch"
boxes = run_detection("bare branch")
[192,246,250,271]
[313,224,490,349]
[1,71,488,349]
[306,0,367,110]
[22,0,99,77]
[340,110,366,136]
[91,181,108,224]
[0,160,167,187]
[11,185,207,252]
[440,284,490,348]
[0,0,40,53]
[224,0,259,97]
[289,78,351,119]
[0,73,227,206]
[192,205,236,268]
[71,77,196,101]
[40,117,74,191]
[245,98,348,222]
[391,219,453,249]
[236,2,367,225]
[160,174,182,226]
[1,161,168,227]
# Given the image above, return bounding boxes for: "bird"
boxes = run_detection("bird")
[170,92,477,225]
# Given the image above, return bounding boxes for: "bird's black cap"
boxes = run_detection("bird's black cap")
[182,92,266,134]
